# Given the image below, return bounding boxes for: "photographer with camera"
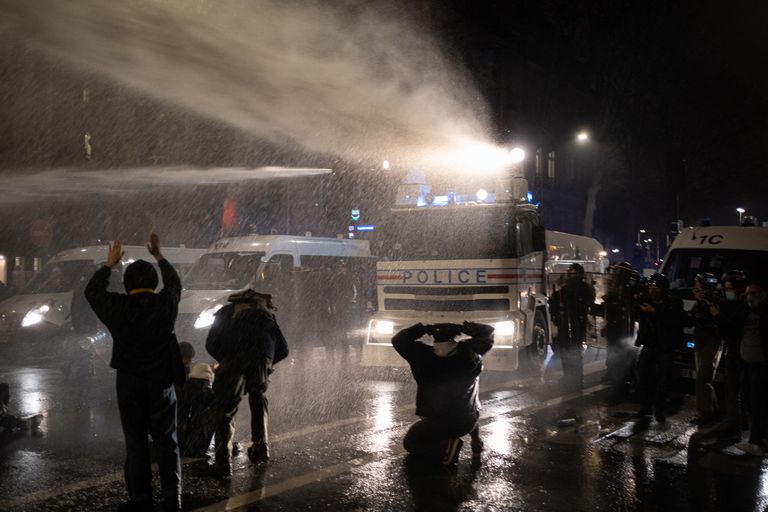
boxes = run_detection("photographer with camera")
[688,273,722,426]
[392,321,494,466]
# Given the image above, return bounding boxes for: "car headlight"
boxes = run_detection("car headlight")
[373,320,395,336]
[194,304,223,329]
[494,320,516,337]
[21,304,50,328]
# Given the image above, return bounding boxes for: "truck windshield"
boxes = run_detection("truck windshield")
[24,260,97,294]
[184,252,265,290]
[664,248,768,299]
[377,207,518,261]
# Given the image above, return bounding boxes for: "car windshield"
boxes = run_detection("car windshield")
[663,248,768,299]
[24,260,97,294]
[184,252,265,290]
[376,207,518,261]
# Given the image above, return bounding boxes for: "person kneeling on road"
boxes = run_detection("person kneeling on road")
[392,321,494,466]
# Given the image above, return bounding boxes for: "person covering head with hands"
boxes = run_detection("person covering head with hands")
[84,233,185,512]
[392,321,494,466]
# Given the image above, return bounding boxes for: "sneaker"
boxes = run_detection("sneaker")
[735,442,766,457]
[441,438,463,466]
[248,443,269,464]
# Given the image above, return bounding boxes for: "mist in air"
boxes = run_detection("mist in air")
[0,0,494,171]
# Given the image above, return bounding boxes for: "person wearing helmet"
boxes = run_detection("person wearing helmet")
[549,263,596,391]
[688,272,723,426]
[600,262,641,393]
[634,273,685,422]
[392,321,494,465]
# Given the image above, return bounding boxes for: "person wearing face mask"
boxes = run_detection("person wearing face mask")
[701,271,750,441]
[392,321,494,465]
[549,263,596,391]
[734,282,768,456]
[687,273,722,426]
[634,273,685,422]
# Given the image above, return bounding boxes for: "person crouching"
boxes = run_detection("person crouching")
[392,322,494,466]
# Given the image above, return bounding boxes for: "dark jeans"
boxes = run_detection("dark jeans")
[116,371,180,502]
[213,354,272,465]
[746,363,768,444]
[636,347,673,413]
[403,416,477,459]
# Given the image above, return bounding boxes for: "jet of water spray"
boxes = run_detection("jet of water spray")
[0,0,499,171]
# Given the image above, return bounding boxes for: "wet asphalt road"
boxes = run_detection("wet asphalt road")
[1,341,767,512]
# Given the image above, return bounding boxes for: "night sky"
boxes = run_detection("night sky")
[0,0,766,259]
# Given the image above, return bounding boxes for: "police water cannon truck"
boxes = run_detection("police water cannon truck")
[361,175,608,371]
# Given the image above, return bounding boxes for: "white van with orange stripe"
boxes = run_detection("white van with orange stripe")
[361,178,607,371]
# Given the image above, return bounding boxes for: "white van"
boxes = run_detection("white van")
[0,244,205,345]
[662,226,768,303]
[661,225,768,382]
[177,235,374,351]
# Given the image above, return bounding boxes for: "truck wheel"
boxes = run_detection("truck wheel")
[524,310,549,371]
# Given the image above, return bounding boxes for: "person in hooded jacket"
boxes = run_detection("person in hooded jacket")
[206,289,288,477]
[392,321,494,465]
[84,233,184,512]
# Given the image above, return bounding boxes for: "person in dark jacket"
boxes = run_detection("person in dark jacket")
[599,262,640,391]
[549,263,596,391]
[688,273,722,425]
[393,321,494,465]
[206,289,288,477]
[705,271,750,440]
[734,282,768,456]
[85,234,184,512]
[634,273,685,422]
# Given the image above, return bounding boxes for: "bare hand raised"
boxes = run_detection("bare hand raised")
[106,240,124,268]
[146,232,164,261]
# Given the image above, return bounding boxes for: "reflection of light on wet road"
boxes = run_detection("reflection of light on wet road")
[363,387,397,453]
[485,419,511,454]
[19,371,43,415]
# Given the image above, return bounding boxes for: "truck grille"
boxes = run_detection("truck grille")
[382,286,509,295]
[384,298,510,311]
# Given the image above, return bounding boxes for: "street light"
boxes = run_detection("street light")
[576,131,589,143]
[382,160,390,170]
[509,147,526,164]
[737,207,745,225]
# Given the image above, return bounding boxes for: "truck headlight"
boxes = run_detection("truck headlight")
[494,320,516,337]
[21,304,50,328]
[373,320,395,336]
[194,304,223,329]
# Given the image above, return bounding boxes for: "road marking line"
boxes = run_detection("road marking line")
[195,382,611,511]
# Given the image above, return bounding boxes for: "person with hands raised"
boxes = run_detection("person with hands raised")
[85,233,184,512]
